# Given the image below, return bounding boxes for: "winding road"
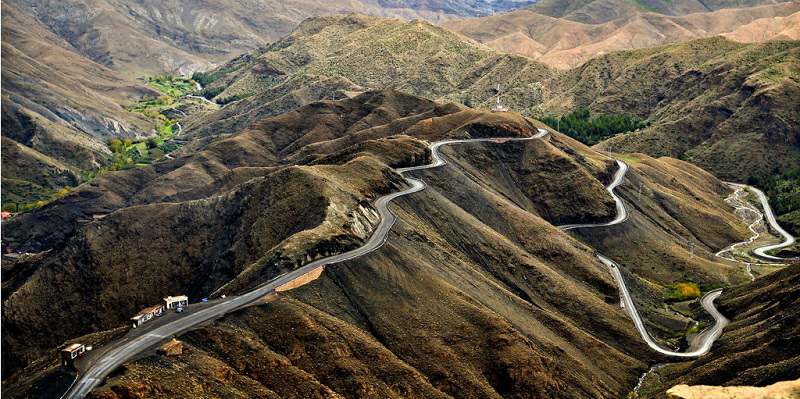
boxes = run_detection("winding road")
[746,185,797,261]
[562,162,796,358]
[556,161,729,357]
[601,255,728,357]
[62,129,549,398]
[559,160,628,231]
[61,125,795,397]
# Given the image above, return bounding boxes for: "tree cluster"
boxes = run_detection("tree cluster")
[541,107,647,145]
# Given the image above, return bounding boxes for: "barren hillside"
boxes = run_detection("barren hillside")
[2,90,752,398]
[444,2,800,69]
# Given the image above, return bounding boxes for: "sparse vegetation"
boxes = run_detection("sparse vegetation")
[541,108,648,145]
[459,94,473,107]
[216,92,253,105]
[92,74,188,175]
[2,185,74,212]
[147,75,195,97]
[686,321,709,335]
[666,282,701,302]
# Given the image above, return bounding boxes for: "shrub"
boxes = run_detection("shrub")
[666,282,701,302]
[192,71,219,87]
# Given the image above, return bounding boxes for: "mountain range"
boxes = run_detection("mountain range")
[2,1,799,398]
[2,89,759,399]
[445,2,800,68]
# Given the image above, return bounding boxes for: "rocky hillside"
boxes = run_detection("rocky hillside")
[1,1,158,211]
[182,13,553,141]
[444,2,800,68]
[6,0,536,78]
[524,0,788,24]
[2,90,752,398]
[638,265,800,398]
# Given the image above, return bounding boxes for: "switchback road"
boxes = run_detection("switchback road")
[746,184,798,261]
[559,160,628,231]
[558,160,728,357]
[62,129,549,398]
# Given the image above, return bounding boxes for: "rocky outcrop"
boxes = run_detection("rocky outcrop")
[667,379,800,399]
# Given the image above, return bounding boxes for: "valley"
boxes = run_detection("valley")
[2,2,799,398]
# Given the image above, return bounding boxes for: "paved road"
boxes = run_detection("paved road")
[599,255,728,357]
[185,94,218,107]
[712,183,799,279]
[745,185,798,261]
[559,160,628,231]
[62,129,549,398]
[558,159,728,357]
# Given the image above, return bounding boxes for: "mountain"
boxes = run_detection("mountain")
[568,38,800,183]
[6,0,536,78]
[184,16,799,186]
[143,15,799,233]
[0,1,540,210]
[443,2,800,69]
[2,8,797,399]
[524,0,789,24]
[1,90,751,398]
[1,2,157,211]
[179,13,553,142]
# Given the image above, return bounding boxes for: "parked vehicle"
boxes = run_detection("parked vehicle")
[175,306,184,313]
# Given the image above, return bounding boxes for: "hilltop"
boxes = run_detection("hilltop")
[184,13,553,139]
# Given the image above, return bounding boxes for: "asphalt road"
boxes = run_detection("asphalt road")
[62,128,549,398]
[185,94,218,107]
[714,185,763,276]
[559,160,628,231]
[557,159,728,357]
[746,185,798,261]
[600,255,728,357]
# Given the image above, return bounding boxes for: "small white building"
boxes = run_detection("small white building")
[61,343,86,366]
[491,83,509,112]
[164,295,188,310]
[131,304,165,328]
